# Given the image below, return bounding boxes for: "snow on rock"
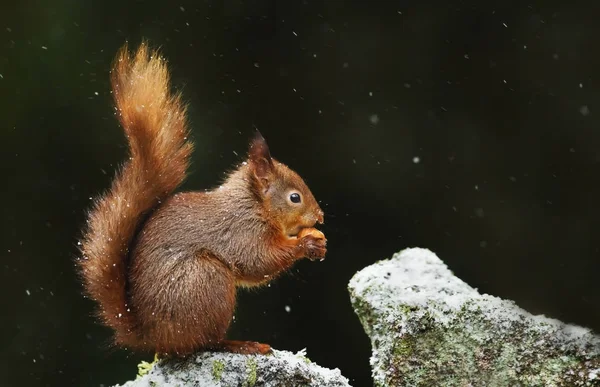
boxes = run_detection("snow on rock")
[114,348,350,387]
[348,247,600,386]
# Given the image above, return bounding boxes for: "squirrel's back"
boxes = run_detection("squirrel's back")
[77,42,193,347]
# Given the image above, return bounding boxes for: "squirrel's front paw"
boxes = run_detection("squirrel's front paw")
[298,228,327,260]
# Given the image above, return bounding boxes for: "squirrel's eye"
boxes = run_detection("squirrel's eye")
[289,192,301,204]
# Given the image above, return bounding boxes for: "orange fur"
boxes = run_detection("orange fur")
[78,42,192,347]
[77,42,325,355]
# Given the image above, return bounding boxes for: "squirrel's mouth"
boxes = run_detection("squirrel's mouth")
[286,210,324,239]
[287,225,323,240]
[287,220,319,239]
[287,227,302,239]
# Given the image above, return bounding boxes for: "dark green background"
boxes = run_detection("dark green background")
[2,1,600,386]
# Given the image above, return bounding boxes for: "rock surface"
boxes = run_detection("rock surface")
[348,247,600,386]
[114,348,350,387]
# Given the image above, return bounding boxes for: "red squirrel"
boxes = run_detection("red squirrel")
[77,42,326,356]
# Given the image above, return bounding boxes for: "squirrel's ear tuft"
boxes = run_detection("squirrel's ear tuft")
[248,130,274,189]
[249,130,272,161]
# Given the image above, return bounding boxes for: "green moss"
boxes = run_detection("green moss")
[212,359,225,381]
[136,353,159,379]
[393,337,413,358]
[380,302,600,386]
[349,290,379,337]
[398,304,417,316]
[298,355,312,364]
[243,357,258,387]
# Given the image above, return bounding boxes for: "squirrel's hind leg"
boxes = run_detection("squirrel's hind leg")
[130,250,237,355]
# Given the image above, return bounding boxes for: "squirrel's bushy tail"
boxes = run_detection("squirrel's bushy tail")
[78,42,193,347]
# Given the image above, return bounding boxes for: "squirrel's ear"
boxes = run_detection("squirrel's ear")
[248,131,274,190]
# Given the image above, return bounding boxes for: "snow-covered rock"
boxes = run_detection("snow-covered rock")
[349,247,600,386]
[115,348,350,387]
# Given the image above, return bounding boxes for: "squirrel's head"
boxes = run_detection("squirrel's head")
[247,132,324,238]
